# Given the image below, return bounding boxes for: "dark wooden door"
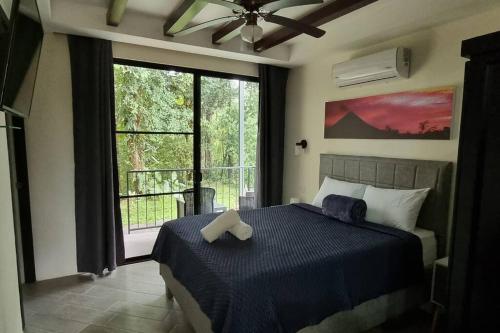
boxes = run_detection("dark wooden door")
[448,31,500,332]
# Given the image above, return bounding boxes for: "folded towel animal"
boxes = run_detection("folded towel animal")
[322,194,367,224]
[201,209,240,243]
[228,221,253,241]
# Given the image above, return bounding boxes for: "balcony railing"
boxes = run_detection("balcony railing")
[120,166,256,233]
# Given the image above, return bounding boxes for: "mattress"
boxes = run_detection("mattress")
[412,227,437,268]
[152,203,424,333]
[158,227,434,333]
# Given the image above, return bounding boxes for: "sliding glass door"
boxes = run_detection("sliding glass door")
[200,77,259,214]
[113,60,258,259]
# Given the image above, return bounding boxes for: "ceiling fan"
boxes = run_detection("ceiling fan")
[170,0,326,43]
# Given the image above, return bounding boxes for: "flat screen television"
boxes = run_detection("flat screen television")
[0,0,43,118]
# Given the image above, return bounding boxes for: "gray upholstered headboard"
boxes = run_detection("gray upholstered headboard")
[319,154,453,257]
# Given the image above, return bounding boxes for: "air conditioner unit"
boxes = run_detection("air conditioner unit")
[333,48,411,87]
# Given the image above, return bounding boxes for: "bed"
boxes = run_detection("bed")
[152,154,453,333]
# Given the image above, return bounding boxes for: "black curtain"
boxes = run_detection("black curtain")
[68,35,124,274]
[256,64,289,207]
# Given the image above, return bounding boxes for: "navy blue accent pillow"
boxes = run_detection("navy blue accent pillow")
[322,194,367,223]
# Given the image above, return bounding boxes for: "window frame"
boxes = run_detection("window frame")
[112,58,259,260]
[113,58,258,84]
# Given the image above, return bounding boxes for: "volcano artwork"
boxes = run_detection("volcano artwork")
[324,87,454,140]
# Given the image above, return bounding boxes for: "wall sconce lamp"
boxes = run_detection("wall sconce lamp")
[294,139,308,156]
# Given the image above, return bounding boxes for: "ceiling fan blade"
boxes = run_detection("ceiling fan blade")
[204,0,245,11]
[264,14,325,38]
[212,17,247,44]
[261,0,323,12]
[172,16,240,37]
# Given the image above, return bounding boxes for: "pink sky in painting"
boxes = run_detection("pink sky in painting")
[325,88,454,134]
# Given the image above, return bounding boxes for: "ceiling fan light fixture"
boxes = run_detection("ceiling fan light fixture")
[241,24,263,43]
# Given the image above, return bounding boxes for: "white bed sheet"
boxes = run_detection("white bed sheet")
[412,227,437,268]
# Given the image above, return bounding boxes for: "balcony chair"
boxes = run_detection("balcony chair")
[182,187,216,216]
[239,191,255,211]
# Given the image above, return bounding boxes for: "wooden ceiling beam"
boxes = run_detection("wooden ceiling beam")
[164,0,208,36]
[107,0,128,27]
[212,18,246,44]
[254,0,378,52]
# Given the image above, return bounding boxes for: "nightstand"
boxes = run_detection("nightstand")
[431,257,449,332]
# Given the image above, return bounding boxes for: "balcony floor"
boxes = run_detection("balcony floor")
[124,227,160,259]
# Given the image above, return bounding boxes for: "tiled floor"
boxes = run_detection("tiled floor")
[23,261,433,333]
[22,261,192,333]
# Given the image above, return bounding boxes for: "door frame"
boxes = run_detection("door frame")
[112,58,258,262]
[6,114,36,283]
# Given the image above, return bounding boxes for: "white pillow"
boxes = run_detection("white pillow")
[363,186,430,232]
[311,177,367,207]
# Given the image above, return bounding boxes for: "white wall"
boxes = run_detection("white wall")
[0,114,23,333]
[27,9,500,280]
[283,8,500,207]
[113,42,258,77]
[26,33,77,280]
[26,33,258,280]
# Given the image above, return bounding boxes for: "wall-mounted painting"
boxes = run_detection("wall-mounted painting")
[324,87,454,140]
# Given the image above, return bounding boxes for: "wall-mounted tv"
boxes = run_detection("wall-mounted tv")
[0,0,43,118]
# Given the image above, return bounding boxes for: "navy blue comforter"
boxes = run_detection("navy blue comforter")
[152,204,423,333]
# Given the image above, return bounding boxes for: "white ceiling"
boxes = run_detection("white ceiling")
[67,0,324,39]
[125,0,323,37]
[37,0,500,66]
